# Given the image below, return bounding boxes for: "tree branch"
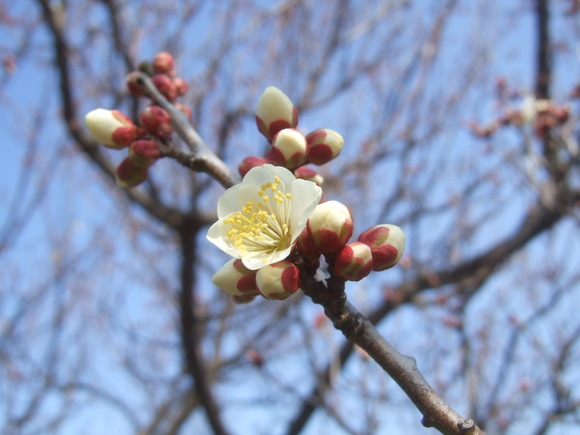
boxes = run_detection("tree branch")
[133,72,240,189]
[299,271,486,435]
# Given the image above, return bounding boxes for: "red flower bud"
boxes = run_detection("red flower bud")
[173,77,189,96]
[238,156,269,177]
[140,106,173,138]
[152,51,175,75]
[306,128,344,165]
[125,71,145,97]
[334,242,373,281]
[116,157,148,188]
[129,140,162,167]
[294,166,324,186]
[152,74,177,101]
[358,224,406,271]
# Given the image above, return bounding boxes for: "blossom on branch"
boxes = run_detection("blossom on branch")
[207,164,322,270]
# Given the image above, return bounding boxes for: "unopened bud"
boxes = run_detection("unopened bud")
[306,128,344,165]
[358,224,406,271]
[152,51,175,75]
[85,108,137,149]
[295,227,321,261]
[173,77,189,96]
[129,140,161,167]
[211,259,260,297]
[334,242,373,281]
[140,106,173,138]
[333,242,373,281]
[126,71,145,97]
[238,156,269,177]
[294,166,323,186]
[255,86,298,142]
[307,201,353,254]
[116,157,149,188]
[174,103,192,120]
[152,74,177,101]
[256,260,300,300]
[268,128,307,168]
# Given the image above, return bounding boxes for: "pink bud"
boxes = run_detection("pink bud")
[255,86,298,142]
[256,260,300,300]
[307,201,353,254]
[152,51,175,75]
[334,242,373,281]
[85,109,137,149]
[238,156,269,177]
[140,106,173,138]
[294,166,324,186]
[174,103,192,120]
[295,227,321,261]
[358,224,406,271]
[152,74,177,101]
[211,259,260,297]
[268,128,307,168]
[129,140,162,167]
[306,128,344,165]
[173,77,189,96]
[116,157,149,188]
[125,71,145,97]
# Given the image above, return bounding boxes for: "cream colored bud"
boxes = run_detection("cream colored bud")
[256,260,300,300]
[255,86,298,142]
[85,108,136,149]
[307,201,353,254]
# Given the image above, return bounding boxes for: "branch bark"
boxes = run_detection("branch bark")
[299,272,486,435]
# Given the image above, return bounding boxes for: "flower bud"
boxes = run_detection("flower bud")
[125,71,145,97]
[85,108,137,149]
[358,224,406,271]
[238,156,269,177]
[295,227,321,262]
[211,259,260,297]
[294,166,323,186]
[152,74,177,101]
[306,128,344,165]
[255,86,298,142]
[174,103,192,120]
[152,51,175,75]
[232,294,257,304]
[256,260,300,300]
[116,157,149,188]
[307,201,353,254]
[173,77,189,96]
[334,242,373,281]
[129,140,162,167]
[268,128,307,168]
[140,106,173,138]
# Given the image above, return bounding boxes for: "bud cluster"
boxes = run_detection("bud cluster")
[468,78,573,140]
[85,52,192,187]
[297,201,406,282]
[238,87,345,186]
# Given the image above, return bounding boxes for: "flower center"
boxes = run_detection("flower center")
[224,176,293,261]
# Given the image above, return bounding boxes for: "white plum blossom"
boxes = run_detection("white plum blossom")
[207,164,322,270]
